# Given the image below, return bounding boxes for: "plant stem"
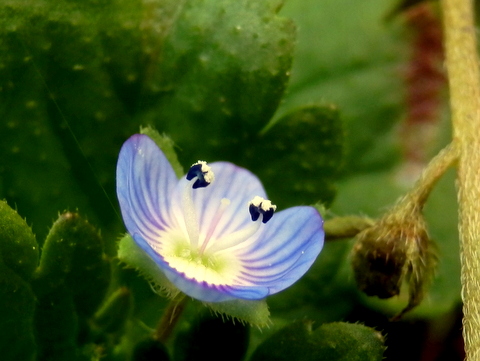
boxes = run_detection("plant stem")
[395,142,459,215]
[153,294,188,343]
[324,216,375,241]
[440,0,480,358]
[325,143,458,242]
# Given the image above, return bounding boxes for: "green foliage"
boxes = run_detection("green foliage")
[203,299,270,328]
[0,200,38,281]
[245,105,343,207]
[92,287,132,334]
[280,0,406,173]
[0,0,299,243]
[137,0,296,157]
[250,321,385,361]
[0,201,38,359]
[33,286,82,361]
[141,127,184,178]
[0,262,37,361]
[34,212,110,317]
[132,339,170,361]
[29,212,111,361]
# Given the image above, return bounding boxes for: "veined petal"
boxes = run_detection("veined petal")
[160,264,270,302]
[170,162,267,248]
[197,162,266,238]
[156,206,323,302]
[232,206,324,295]
[116,134,178,241]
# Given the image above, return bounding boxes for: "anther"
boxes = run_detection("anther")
[186,161,215,189]
[249,196,277,223]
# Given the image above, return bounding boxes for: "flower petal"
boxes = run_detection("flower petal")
[171,162,267,246]
[116,134,178,242]
[230,206,324,296]
[154,206,323,302]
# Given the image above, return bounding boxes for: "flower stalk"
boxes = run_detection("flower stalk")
[154,294,188,343]
[394,142,458,215]
[441,0,480,358]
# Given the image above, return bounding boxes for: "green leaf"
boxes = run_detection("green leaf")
[0,0,120,242]
[0,261,36,361]
[279,0,406,173]
[33,286,84,361]
[138,0,296,163]
[34,212,110,317]
[244,105,343,207]
[0,199,38,281]
[250,321,385,361]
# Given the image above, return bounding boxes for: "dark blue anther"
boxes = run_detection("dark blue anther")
[249,203,275,224]
[261,208,275,223]
[186,163,211,189]
[249,203,261,222]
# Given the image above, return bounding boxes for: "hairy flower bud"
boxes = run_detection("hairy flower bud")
[351,209,437,319]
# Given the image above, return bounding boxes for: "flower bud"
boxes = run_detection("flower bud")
[351,210,437,318]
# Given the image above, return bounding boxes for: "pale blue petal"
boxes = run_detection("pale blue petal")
[116,134,178,243]
[232,206,324,295]
[159,206,323,302]
[129,207,322,302]
[174,162,267,243]
[160,265,270,302]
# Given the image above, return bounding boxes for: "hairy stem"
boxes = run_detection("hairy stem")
[441,0,480,358]
[324,216,375,241]
[325,144,457,242]
[396,142,459,216]
[153,294,188,343]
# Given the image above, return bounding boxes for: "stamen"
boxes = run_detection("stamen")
[186,161,215,189]
[206,196,276,253]
[182,183,200,248]
[249,196,277,224]
[182,161,215,248]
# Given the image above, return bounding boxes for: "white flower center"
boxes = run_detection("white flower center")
[155,229,241,285]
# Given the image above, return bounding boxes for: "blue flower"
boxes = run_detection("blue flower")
[116,134,324,303]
